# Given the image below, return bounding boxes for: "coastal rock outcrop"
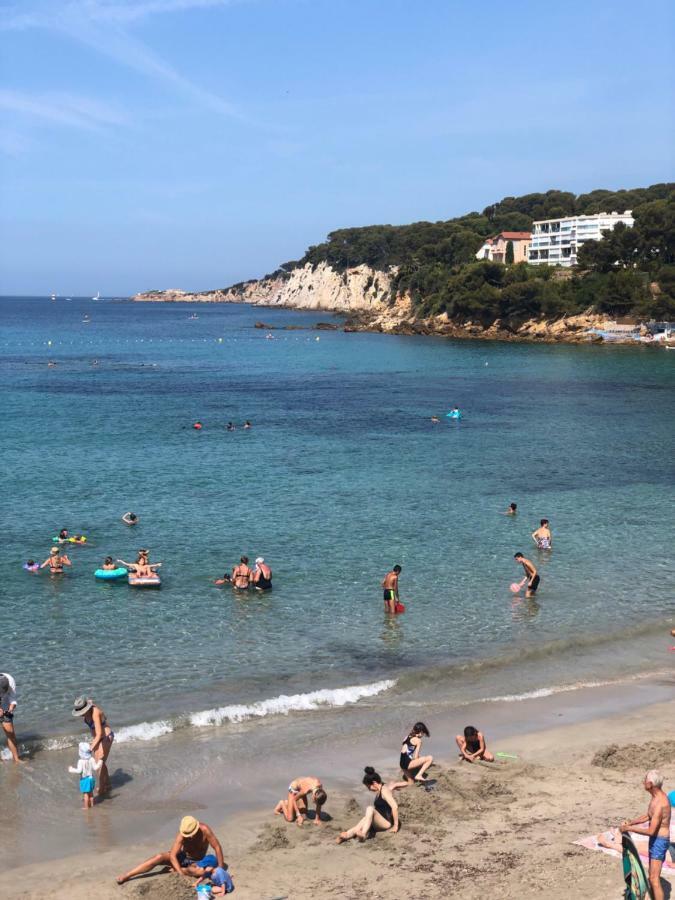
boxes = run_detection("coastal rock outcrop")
[133,263,395,314]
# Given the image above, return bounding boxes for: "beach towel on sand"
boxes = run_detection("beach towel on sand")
[574,826,675,878]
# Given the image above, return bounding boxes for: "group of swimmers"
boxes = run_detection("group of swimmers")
[192,421,252,431]
[214,556,273,591]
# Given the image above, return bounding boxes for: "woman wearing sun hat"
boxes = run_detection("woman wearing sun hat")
[72,696,114,798]
[252,557,273,591]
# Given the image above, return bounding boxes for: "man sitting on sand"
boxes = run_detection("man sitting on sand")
[116,815,226,884]
[619,771,672,900]
[456,726,494,763]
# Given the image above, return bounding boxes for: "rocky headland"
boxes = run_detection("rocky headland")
[133,263,650,345]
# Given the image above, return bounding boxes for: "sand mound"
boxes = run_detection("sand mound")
[592,740,675,770]
[252,822,292,851]
[127,874,194,899]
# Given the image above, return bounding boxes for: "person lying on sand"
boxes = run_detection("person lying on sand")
[116,816,225,884]
[337,767,399,844]
[274,776,327,826]
[398,721,433,784]
[456,725,494,763]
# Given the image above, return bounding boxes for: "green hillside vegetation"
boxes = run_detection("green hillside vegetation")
[275,184,675,323]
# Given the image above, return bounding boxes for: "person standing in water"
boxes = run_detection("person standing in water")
[231,556,252,590]
[382,565,401,614]
[40,547,71,574]
[531,518,552,550]
[252,557,272,591]
[0,673,21,763]
[72,696,114,798]
[514,552,540,598]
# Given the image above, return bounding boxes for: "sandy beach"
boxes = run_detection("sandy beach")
[3,690,674,900]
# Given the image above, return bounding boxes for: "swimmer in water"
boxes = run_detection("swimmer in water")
[23,560,39,573]
[121,512,138,526]
[41,547,72,574]
[118,550,161,578]
[57,529,69,543]
[504,502,517,516]
[213,573,232,586]
[431,416,440,424]
[226,422,236,431]
[244,421,252,429]
[532,518,552,550]
[101,556,117,571]
[514,552,539,598]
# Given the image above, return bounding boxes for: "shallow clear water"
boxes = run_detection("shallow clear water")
[2,296,674,745]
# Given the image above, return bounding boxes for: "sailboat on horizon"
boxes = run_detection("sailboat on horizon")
[50,291,56,301]
[92,291,101,301]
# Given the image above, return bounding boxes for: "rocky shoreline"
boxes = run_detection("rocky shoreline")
[132,263,660,346]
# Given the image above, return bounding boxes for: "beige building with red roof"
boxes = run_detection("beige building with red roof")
[475,231,531,264]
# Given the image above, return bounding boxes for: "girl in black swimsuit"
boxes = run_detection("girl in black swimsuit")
[336,767,399,843]
[398,721,433,784]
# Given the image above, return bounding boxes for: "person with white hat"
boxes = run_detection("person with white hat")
[68,741,102,808]
[72,696,114,797]
[116,816,228,887]
[0,672,21,762]
[252,557,273,591]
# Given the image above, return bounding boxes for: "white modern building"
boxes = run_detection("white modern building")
[528,210,634,267]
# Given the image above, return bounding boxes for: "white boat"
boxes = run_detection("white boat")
[50,292,56,301]
[92,291,101,301]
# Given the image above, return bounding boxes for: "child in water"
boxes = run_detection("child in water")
[23,560,39,573]
[69,741,102,809]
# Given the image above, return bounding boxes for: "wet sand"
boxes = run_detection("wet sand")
[3,694,675,899]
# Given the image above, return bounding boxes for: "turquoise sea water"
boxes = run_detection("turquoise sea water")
[2,296,674,750]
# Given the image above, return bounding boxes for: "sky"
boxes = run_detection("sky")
[1,0,673,295]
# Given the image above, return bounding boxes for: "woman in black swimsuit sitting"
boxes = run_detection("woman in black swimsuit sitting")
[398,721,433,784]
[336,767,399,843]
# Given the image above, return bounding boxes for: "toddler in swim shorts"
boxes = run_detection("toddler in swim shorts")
[68,741,102,809]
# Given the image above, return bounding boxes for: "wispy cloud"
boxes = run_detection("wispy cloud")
[0,89,128,131]
[2,0,245,119]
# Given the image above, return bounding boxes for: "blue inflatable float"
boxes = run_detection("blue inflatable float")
[94,567,128,580]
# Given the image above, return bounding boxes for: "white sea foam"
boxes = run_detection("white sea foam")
[479,670,662,704]
[114,720,174,743]
[189,679,397,728]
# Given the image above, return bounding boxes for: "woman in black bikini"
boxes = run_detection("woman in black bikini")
[73,696,115,797]
[398,721,433,784]
[336,767,399,843]
[40,547,71,574]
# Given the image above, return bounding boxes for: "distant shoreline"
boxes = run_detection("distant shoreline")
[132,291,668,347]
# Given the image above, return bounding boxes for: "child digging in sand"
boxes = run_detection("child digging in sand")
[274,776,327,826]
[69,741,102,809]
[193,866,235,895]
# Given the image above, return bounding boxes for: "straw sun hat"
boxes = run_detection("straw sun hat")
[180,816,200,838]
